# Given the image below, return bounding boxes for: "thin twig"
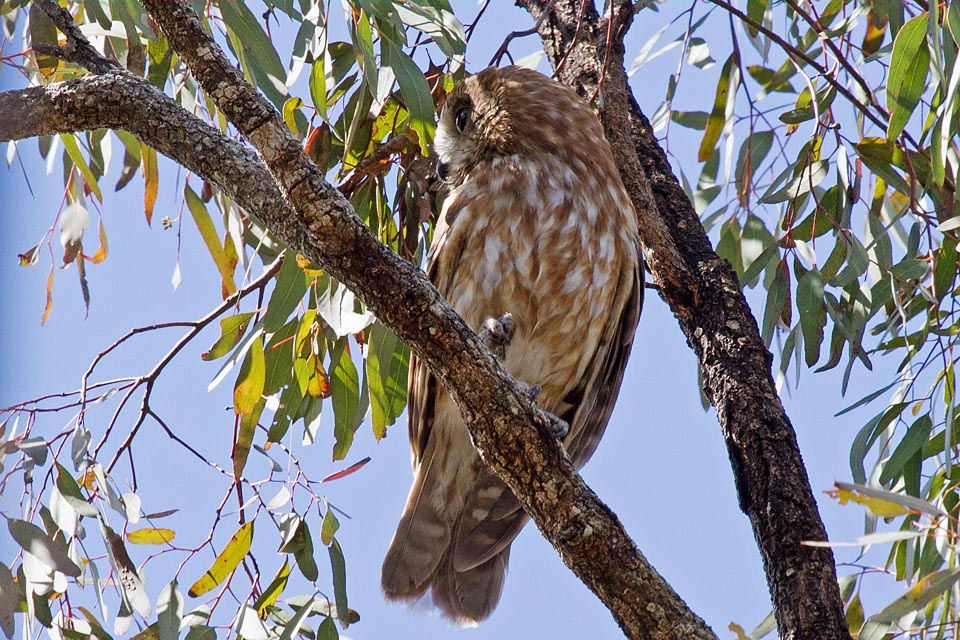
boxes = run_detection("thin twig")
[93,260,281,467]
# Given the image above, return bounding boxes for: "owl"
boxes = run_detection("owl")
[381,65,643,624]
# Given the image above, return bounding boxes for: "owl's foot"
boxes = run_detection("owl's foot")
[479,315,567,438]
[538,410,569,439]
[479,313,515,360]
[518,383,568,439]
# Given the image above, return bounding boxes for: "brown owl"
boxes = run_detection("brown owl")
[381,65,643,624]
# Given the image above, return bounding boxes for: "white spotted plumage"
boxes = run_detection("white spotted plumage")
[381,66,643,625]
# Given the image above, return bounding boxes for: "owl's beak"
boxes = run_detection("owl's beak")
[436,161,449,181]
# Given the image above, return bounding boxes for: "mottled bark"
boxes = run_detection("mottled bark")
[517,1,852,639]
[0,2,721,638]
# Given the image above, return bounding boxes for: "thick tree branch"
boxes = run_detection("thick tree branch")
[0,4,716,639]
[518,1,852,639]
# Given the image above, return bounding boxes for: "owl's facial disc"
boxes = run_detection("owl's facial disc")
[433,93,479,185]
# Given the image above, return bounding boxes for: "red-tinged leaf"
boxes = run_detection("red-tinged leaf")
[77,255,90,317]
[234,336,265,415]
[307,355,331,398]
[141,145,159,225]
[87,219,109,264]
[41,265,54,325]
[321,457,371,483]
[187,522,254,597]
[143,509,179,519]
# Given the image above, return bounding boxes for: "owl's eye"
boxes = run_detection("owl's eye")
[454,107,470,133]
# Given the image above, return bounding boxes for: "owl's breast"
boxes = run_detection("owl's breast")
[436,154,637,409]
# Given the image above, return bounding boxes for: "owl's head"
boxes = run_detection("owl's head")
[433,65,598,186]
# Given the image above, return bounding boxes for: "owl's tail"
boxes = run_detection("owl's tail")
[381,449,511,625]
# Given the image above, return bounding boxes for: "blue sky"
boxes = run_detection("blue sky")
[0,3,902,639]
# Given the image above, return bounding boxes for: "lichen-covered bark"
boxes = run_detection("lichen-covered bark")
[0,2,720,638]
[518,1,852,639]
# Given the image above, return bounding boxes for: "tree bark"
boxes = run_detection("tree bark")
[518,1,852,639]
[0,2,721,638]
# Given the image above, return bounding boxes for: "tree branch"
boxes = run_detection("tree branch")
[0,5,716,639]
[518,1,852,638]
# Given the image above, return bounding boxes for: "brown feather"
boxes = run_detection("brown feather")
[382,65,644,624]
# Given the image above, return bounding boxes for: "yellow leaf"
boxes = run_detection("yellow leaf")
[126,528,176,545]
[827,488,914,517]
[87,219,109,264]
[41,265,54,325]
[253,559,290,618]
[234,336,265,415]
[188,522,253,598]
[728,622,750,640]
[141,145,158,226]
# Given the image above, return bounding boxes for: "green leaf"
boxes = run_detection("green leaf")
[187,522,253,597]
[870,567,960,623]
[381,39,435,154]
[366,323,409,440]
[55,463,98,517]
[746,0,766,36]
[309,58,328,120]
[28,3,58,76]
[878,412,931,485]
[202,313,254,361]
[263,255,309,332]
[886,14,931,139]
[7,519,81,577]
[185,184,236,296]
[218,0,287,108]
[330,341,361,460]
[317,615,339,640]
[234,397,265,478]
[734,131,774,206]
[698,52,739,162]
[328,538,350,627]
[157,580,182,640]
[393,2,465,59]
[321,507,340,546]
[61,134,103,203]
[233,335,265,415]
[669,110,709,130]
[934,235,957,299]
[797,269,826,367]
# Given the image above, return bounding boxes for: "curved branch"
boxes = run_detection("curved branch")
[519,0,852,638]
[0,7,714,640]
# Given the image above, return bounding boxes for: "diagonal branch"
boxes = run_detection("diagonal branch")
[518,0,852,638]
[0,4,715,639]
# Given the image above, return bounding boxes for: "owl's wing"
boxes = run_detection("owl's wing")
[563,243,644,468]
[453,243,644,572]
[407,205,465,467]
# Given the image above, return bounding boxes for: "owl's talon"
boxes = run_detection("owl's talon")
[539,410,569,439]
[479,312,515,360]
